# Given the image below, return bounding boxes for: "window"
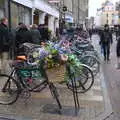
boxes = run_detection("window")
[24,8,31,25]
[11,2,19,28]
[11,2,32,28]
[0,0,5,19]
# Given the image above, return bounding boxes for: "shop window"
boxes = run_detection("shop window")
[0,9,4,18]
[0,0,5,19]
[24,8,31,25]
[0,0,4,8]
[18,6,25,23]
[11,2,19,28]
[11,2,32,28]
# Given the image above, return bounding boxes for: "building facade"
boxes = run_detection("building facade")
[0,0,59,35]
[72,0,89,25]
[101,0,115,26]
[0,0,89,33]
[95,0,119,27]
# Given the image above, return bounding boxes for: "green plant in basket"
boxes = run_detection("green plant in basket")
[45,51,60,69]
[64,54,83,82]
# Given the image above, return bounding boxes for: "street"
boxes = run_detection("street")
[0,34,117,120]
[92,34,120,120]
[101,36,120,119]
[1,0,120,119]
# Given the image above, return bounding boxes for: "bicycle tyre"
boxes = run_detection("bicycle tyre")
[67,64,94,93]
[0,74,20,105]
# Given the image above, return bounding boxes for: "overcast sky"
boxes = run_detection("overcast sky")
[89,0,119,17]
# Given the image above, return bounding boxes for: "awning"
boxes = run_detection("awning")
[12,0,33,8]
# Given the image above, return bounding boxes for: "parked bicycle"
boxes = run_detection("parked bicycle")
[0,43,94,106]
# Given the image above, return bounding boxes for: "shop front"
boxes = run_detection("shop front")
[34,0,59,34]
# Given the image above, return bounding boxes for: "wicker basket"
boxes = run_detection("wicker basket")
[46,65,66,83]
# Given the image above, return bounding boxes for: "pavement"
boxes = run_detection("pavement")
[100,34,120,120]
[0,35,113,120]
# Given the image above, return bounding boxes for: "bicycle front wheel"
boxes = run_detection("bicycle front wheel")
[67,64,94,93]
[0,74,19,105]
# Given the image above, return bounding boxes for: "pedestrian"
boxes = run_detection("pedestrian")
[30,24,41,45]
[116,36,120,69]
[116,26,120,69]
[15,24,32,55]
[44,25,49,41]
[99,24,113,62]
[98,28,104,54]
[88,28,92,40]
[38,24,49,42]
[56,27,60,40]
[114,25,119,41]
[0,18,10,73]
[16,22,23,32]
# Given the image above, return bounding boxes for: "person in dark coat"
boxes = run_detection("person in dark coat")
[99,24,113,61]
[116,36,120,68]
[16,22,23,32]
[38,24,49,42]
[0,18,10,73]
[30,24,41,44]
[88,28,92,40]
[15,24,32,55]
[116,26,120,69]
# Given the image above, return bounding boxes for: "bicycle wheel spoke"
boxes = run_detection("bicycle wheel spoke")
[67,64,94,93]
[78,81,86,90]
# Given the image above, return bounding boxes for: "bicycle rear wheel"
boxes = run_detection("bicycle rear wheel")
[0,74,19,105]
[67,64,94,93]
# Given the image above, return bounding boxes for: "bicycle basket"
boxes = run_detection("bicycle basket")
[46,65,66,83]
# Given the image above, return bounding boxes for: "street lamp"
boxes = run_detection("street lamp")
[58,1,67,34]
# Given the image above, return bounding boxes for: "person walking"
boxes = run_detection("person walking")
[15,24,32,55]
[16,22,23,32]
[116,36,120,69]
[38,24,49,42]
[116,25,120,69]
[98,28,104,54]
[114,25,119,41]
[0,18,10,73]
[88,28,92,40]
[99,24,113,62]
[30,24,41,45]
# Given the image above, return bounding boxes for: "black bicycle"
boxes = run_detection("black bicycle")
[0,60,62,111]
